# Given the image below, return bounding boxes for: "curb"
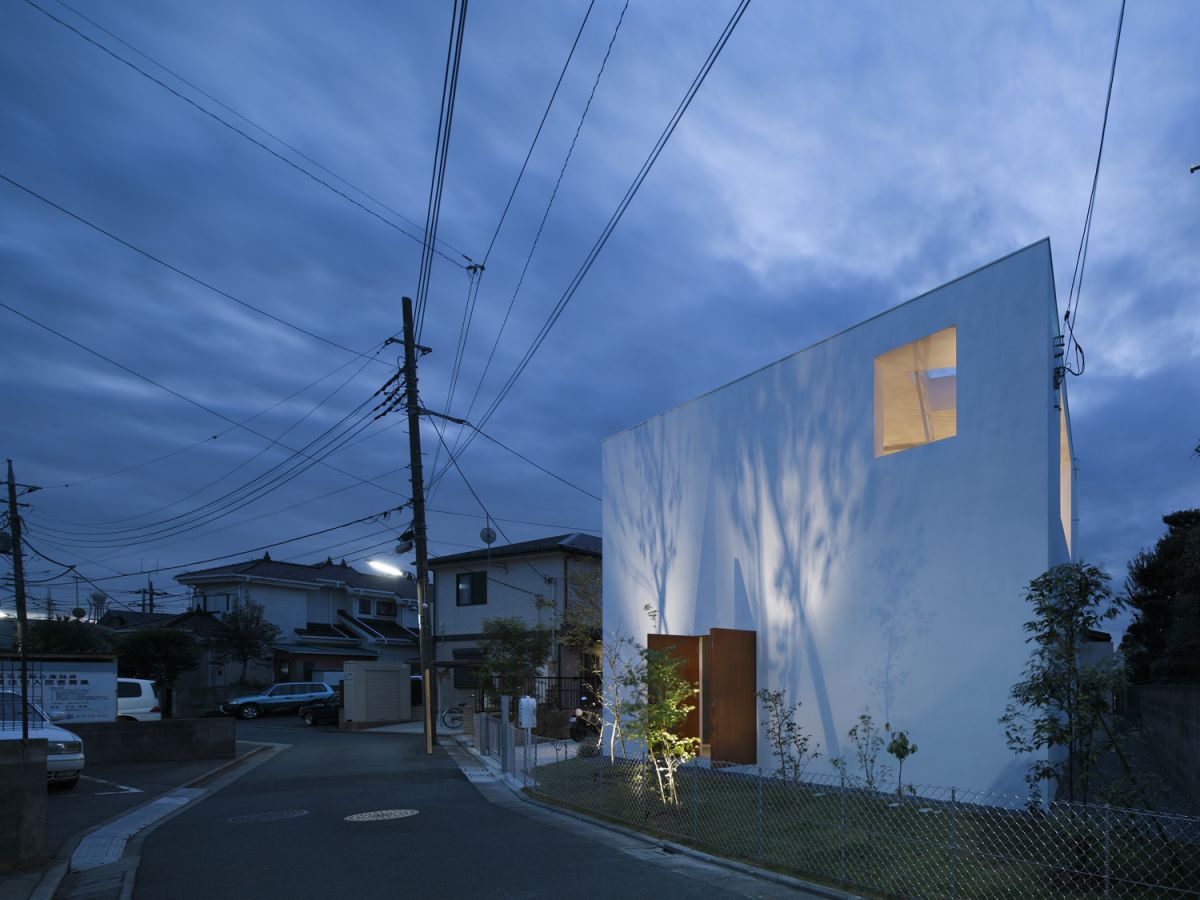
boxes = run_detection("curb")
[453,741,861,900]
[25,744,274,900]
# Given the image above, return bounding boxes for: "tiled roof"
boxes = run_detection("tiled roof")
[428,532,601,566]
[176,555,418,598]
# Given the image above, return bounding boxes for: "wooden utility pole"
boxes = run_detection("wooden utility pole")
[402,296,437,754]
[5,460,30,740]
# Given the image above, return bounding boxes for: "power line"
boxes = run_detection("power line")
[1,300,407,501]
[1062,0,1126,378]
[27,358,383,544]
[434,0,753,484]
[0,172,386,365]
[434,0,598,456]
[47,351,381,493]
[414,0,470,341]
[46,0,474,267]
[439,0,622,489]
[468,423,601,502]
[70,506,408,583]
[477,0,752,431]
[20,0,472,269]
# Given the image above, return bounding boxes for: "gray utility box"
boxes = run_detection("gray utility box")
[342,661,411,730]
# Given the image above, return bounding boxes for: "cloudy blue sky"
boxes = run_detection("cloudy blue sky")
[1,0,1196,625]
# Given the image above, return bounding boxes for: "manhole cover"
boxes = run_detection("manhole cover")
[344,809,420,822]
[227,809,309,824]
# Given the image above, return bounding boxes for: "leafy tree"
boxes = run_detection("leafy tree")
[25,617,112,655]
[559,568,602,678]
[478,617,552,708]
[758,688,820,781]
[115,628,199,713]
[832,711,890,790]
[208,600,282,685]
[623,642,699,805]
[1000,562,1124,803]
[1121,510,1200,684]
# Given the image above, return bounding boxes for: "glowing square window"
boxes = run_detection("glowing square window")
[874,326,957,457]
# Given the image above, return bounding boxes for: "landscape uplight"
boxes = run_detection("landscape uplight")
[367,559,403,577]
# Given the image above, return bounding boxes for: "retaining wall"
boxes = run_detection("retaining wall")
[0,739,47,871]
[71,718,235,764]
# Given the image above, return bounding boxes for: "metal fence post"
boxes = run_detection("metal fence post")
[756,775,764,863]
[523,730,529,788]
[950,787,959,900]
[500,696,510,775]
[839,772,846,883]
[1103,804,1111,900]
[691,767,700,844]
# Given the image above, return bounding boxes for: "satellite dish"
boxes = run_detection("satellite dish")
[480,527,496,545]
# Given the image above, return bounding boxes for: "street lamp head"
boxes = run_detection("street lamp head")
[368,559,404,577]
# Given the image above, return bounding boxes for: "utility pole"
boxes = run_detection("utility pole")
[402,296,437,754]
[5,460,30,741]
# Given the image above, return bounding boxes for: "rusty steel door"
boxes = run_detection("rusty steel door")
[647,633,701,740]
[709,628,757,764]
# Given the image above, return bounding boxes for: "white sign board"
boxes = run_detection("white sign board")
[1,656,119,722]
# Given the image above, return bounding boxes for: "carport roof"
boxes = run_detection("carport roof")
[273,642,378,658]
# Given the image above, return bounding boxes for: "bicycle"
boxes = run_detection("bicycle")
[440,702,467,730]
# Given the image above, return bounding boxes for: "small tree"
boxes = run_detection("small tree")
[1000,562,1123,803]
[583,628,634,763]
[846,712,889,790]
[478,617,552,711]
[885,723,918,799]
[209,600,281,685]
[623,642,699,805]
[115,628,199,715]
[758,688,820,780]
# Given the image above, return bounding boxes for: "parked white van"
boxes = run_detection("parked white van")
[117,678,162,721]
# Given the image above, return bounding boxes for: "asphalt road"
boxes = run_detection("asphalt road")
[132,715,810,899]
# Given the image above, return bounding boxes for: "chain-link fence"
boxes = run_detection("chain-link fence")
[471,718,1200,900]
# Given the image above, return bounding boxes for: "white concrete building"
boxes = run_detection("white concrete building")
[602,240,1074,795]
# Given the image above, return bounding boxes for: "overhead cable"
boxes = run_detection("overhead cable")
[1062,0,1126,378]
[21,0,472,268]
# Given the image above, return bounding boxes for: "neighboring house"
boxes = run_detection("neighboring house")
[602,240,1075,797]
[175,553,420,684]
[99,608,246,716]
[430,533,602,704]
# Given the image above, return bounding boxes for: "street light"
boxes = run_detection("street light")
[367,559,404,577]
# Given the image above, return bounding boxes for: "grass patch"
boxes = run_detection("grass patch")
[530,757,1200,899]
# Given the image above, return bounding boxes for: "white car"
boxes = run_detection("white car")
[0,690,86,789]
[118,677,162,721]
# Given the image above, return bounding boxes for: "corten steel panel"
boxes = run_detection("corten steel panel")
[647,633,701,740]
[710,628,757,765]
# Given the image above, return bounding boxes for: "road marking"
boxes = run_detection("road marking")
[79,774,143,795]
[227,809,309,824]
[70,788,205,872]
[344,809,419,822]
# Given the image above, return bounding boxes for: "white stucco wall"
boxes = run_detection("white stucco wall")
[602,240,1071,796]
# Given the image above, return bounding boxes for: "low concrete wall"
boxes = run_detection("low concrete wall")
[0,739,47,871]
[71,718,235,764]
[1138,685,1200,804]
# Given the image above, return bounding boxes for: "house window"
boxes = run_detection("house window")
[456,572,487,606]
[376,599,396,617]
[874,326,957,457]
[358,598,371,615]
